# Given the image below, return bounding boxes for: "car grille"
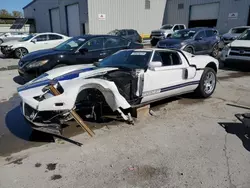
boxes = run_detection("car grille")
[151,32,164,37]
[24,103,37,118]
[229,47,250,57]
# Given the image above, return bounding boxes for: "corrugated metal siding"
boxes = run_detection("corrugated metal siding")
[23,0,88,35]
[87,0,167,35]
[165,0,250,33]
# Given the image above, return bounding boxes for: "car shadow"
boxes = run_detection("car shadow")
[13,75,26,85]
[219,122,250,152]
[5,105,54,142]
[220,61,250,72]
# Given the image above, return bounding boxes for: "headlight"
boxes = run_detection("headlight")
[26,60,49,68]
[180,42,186,46]
[223,44,230,51]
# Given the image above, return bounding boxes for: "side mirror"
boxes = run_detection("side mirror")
[79,48,88,54]
[148,61,162,70]
[31,39,37,43]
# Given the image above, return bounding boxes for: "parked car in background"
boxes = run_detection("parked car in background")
[0,32,28,45]
[157,28,220,58]
[18,35,143,81]
[221,26,250,45]
[0,33,69,58]
[150,24,186,46]
[108,29,142,43]
[18,48,218,132]
[221,29,250,64]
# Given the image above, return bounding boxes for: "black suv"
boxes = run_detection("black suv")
[108,29,142,43]
[18,35,143,81]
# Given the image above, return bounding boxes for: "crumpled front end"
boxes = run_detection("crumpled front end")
[18,77,132,133]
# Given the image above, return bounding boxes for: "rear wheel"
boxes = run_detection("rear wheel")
[184,46,194,54]
[195,67,216,98]
[211,43,219,58]
[15,47,28,59]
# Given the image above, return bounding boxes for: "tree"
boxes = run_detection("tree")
[12,11,23,18]
[0,9,12,18]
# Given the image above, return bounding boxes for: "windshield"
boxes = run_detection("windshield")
[20,34,34,41]
[161,25,173,30]
[55,37,86,51]
[170,29,197,39]
[230,28,248,34]
[98,50,152,69]
[108,30,119,35]
[238,30,250,40]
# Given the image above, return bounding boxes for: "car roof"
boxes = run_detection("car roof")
[75,34,125,39]
[124,48,178,52]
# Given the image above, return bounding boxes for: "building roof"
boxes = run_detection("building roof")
[23,0,37,10]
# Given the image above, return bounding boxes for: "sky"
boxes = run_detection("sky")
[1,0,32,13]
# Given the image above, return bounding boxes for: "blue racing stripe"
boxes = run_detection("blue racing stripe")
[160,81,200,93]
[18,67,95,92]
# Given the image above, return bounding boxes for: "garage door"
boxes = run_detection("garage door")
[189,3,219,28]
[66,4,81,37]
[50,8,61,33]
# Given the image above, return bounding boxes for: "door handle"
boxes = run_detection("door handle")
[100,52,106,56]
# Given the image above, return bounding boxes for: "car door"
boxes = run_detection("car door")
[119,30,128,40]
[193,30,207,54]
[127,30,135,42]
[141,51,191,103]
[104,36,130,57]
[29,34,49,52]
[76,37,105,64]
[205,29,219,52]
[48,34,66,48]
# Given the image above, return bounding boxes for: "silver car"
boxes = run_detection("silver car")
[0,32,29,44]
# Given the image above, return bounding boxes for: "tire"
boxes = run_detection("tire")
[15,47,28,59]
[195,67,217,98]
[211,43,219,58]
[184,46,194,54]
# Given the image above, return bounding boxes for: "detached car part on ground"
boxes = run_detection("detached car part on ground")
[157,28,220,58]
[18,35,143,81]
[221,29,250,64]
[17,48,218,136]
[0,32,69,59]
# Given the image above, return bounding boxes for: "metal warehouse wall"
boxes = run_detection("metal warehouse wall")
[165,0,250,34]
[23,0,88,35]
[87,0,167,35]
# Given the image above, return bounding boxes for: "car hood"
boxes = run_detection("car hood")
[21,49,72,62]
[151,29,171,33]
[222,33,240,39]
[0,40,25,46]
[158,38,185,46]
[230,40,250,48]
[18,65,119,91]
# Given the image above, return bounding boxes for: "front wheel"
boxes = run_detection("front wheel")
[15,47,28,59]
[195,67,217,98]
[184,46,194,54]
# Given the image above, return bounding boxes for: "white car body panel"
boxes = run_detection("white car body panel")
[17,49,218,126]
[0,32,69,54]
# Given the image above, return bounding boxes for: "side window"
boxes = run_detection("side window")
[173,25,179,31]
[81,37,104,51]
[120,30,127,36]
[179,25,185,30]
[205,30,216,37]
[152,51,163,62]
[48,34,63,40]
[104,37,129,49]
[35,34,48,42]
[127,30,135,35]
[158,52,181,66]
[195,31,206,39]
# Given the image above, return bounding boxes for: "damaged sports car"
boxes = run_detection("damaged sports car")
[18,48,218,134]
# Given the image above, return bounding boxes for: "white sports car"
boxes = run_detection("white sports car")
[18,48,218,134]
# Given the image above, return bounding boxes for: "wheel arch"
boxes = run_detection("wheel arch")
[205,62,217,73]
